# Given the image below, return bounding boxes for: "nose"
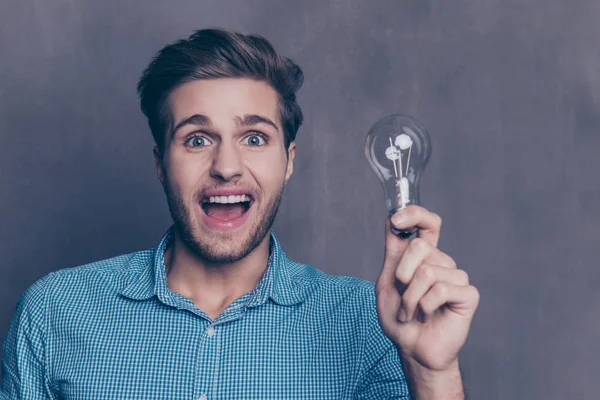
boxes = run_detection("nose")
[210,140,244,182]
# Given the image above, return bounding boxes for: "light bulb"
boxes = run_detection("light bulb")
[365,114,432,238]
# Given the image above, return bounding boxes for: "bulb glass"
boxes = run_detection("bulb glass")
[365,114,432,235]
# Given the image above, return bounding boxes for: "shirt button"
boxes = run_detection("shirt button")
[206,326,216,337]
[198,394,207,400]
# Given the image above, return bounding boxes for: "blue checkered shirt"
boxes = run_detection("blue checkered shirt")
[1,227,410,399]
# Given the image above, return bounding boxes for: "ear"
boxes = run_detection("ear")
[285,142,296,183]
[153,146,166,186]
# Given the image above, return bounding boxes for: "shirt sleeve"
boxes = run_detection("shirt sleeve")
[354,287,411,400]
[1,274,56,399]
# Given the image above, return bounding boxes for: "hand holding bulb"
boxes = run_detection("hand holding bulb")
[365,115,479,398]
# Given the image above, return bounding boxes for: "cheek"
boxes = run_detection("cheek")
[247,151,288,192]
[165,155,210,199]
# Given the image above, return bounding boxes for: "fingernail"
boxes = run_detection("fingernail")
[397,309,407,322]
[392,212,406,226]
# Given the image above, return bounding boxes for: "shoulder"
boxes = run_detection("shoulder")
[10,272,55,325]
[17,248,154,307]
[282,259,399,359]
[284,258,378,309]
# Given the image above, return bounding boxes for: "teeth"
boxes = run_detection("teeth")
[206,194,251,204]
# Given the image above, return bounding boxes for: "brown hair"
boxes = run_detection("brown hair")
[137,28,304,153]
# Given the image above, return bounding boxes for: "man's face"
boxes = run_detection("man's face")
[154,78,295,263]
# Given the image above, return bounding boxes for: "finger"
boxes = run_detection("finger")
[395,238,456,288]
[419,283,480,318]
[390,205,442,248]
[398,264,469,322]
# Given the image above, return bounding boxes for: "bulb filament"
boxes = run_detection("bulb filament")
[387,135,414,209]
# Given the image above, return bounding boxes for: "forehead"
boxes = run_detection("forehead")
[167,78,281,128]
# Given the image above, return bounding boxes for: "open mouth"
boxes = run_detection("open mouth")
[201,194,254,223]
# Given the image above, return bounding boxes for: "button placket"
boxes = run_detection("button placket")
[195,322,219,399]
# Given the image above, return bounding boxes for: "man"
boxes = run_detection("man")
[1,29,479,399]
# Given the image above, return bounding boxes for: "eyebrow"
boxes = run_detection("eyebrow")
[171,113,280,136]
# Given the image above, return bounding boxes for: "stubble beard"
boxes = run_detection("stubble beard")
[163,178,284,264]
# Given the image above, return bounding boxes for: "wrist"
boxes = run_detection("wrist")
[401,356,464,400]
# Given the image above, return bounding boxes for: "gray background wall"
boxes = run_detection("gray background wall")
[1,0,599,398]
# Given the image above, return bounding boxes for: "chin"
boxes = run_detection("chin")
[180,212,264,264]
[190,232,259,264]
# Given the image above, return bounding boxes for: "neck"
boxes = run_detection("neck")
[164,229,271,320]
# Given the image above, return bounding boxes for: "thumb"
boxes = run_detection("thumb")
[379,217,410,288]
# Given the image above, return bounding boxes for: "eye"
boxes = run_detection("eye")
[186,135,212,148]
[245,134,266,147]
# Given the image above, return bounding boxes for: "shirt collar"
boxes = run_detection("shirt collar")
[120,226,306,307]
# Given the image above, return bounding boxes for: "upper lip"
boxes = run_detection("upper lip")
[201,187,255,202]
